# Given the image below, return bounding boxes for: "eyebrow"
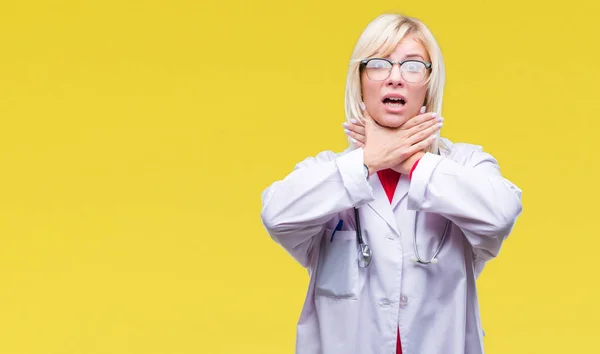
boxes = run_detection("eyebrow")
[381,53,427,61]
[402,54,425,60]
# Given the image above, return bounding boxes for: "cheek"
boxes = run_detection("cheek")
[409,86,428,108]
[361,80,380,105]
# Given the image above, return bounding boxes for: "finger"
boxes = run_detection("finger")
[406,121,442,145]
[402,111,441,130]
[344,128,366,145]
[354,140,365,148]
[347,136,364,147]
[343,120,365,135]
[351,117,365,127]
[363,112,384,129]
[406,118,440,138]
[402,112,438,130]
[409,135,436,154]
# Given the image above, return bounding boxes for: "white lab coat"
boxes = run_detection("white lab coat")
[260,137,522,354]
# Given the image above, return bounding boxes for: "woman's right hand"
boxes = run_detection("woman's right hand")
[360,107,443,175]
[343,119,366,147]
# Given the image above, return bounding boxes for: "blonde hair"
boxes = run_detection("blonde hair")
[344,13,447,154]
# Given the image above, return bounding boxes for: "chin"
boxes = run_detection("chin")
[378,114,409,128]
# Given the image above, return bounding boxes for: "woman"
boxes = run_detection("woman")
[260,13,522,354]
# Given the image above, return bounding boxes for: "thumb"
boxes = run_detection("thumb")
[359,102,374,126]
[361,109,382,133]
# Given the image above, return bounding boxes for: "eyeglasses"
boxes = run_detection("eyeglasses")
[360,58,432,83]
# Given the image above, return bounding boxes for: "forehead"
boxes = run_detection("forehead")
[384,34,430,61]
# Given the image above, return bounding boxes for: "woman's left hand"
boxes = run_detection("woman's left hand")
[342,119,366,147]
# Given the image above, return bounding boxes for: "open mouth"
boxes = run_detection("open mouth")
[383,97,406,108]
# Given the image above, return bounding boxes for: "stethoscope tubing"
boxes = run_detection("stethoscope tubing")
[353,207,450,266]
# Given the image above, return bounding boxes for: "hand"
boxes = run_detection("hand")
[361,107,442,175]
[342,119,366,148]
[392,151,425,175]
[343,106,443,151]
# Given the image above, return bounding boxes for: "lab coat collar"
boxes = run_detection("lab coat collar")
[367,172,405,237]
[391,173,410,211]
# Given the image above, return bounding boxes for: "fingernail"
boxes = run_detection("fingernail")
[359,102,366,111]
[420,106,426,114]
[344,129,351,135]
[438,117,444,123]
[350,138,357,143]
[438,123,443,128]
[431,113,437,118]
[342,122,349,128]
[350,119,357,124]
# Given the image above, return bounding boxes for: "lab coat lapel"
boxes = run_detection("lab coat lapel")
[394,175,417,249]
[367,173,401,237]
[390,173,410,211]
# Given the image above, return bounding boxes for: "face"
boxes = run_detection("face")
[360,34,430,128]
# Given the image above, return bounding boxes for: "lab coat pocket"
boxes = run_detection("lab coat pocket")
[315,228,358,299]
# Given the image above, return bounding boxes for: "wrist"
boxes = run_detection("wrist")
[395,152,425,175]
[363,153,380,176]
[406,152,425,173]
[367,164,377,177]
[409,156,422,179]
[362,161,377,178]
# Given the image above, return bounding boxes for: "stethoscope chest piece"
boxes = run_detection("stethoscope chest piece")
[357,243,372,268]
[352,206,451,268]
[353,207,372,268]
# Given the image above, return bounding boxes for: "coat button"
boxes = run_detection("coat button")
[399,295,408,307]
[379,299,391,307]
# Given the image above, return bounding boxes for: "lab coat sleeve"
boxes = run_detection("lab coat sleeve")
[261,148,376,268]
[407,143,523,262]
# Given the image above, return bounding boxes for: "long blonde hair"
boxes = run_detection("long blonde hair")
[344,13,447,154]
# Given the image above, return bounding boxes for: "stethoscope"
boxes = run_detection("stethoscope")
[353,207,451,267]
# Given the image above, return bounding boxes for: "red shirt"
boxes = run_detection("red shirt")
[376,158,421,354]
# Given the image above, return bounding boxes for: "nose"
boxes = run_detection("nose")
[386,64,405,87]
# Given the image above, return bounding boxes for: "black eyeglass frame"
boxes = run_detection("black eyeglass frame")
[359,58,432,82]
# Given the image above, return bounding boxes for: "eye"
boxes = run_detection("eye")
[366,60,390,69]
[404,61,424,72]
